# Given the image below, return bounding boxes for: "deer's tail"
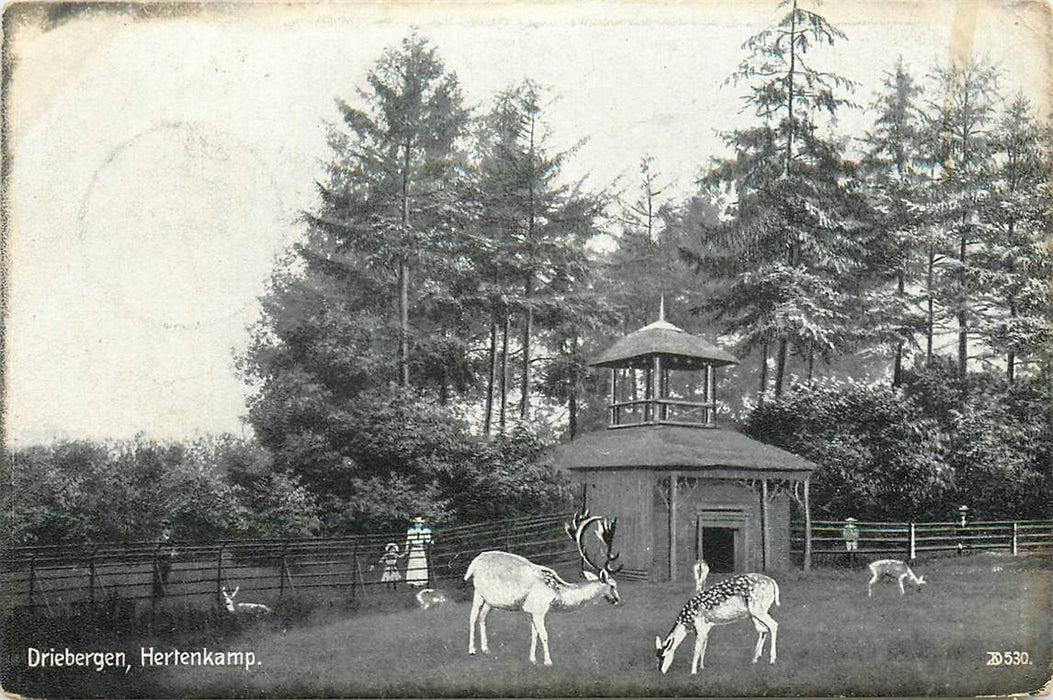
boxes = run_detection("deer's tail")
[464,557,477,582]
[772,579,781,607]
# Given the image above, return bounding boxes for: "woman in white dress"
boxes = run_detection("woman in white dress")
[404,516,432,587]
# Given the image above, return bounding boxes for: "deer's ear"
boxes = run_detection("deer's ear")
[599,569,610,583]
[582,571,599,581]
[655,636,662,650]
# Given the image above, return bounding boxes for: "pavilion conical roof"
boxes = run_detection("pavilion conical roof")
[589,316,739,370]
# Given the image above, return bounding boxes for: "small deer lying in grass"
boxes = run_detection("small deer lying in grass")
[656,573,780,675]
[221,586,271,615]
[415,588,450,610]
[867,559,926,597]
[464,510,622,666]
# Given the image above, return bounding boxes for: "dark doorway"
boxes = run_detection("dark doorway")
[702,527,736,573]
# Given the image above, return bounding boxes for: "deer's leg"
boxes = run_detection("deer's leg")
[690,625,711,675]
[868,571,878,597]
[478,602,492,653]
[751,609,778,664]
[468,591,484,655]
[898,574,906,595]
[529,611,553,666]
[750,618,769,663]
[528,617,539,665]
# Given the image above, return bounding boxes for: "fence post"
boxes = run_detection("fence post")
[88,548,97,605]
[426,541,434,587]
[1012,522,1019,556]
[28,555,36,610]
[278,543,288,601]
[909,523,916,561]
[350,544,358,600]
[216,543,226,606]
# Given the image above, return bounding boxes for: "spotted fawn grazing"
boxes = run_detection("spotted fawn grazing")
[867,559,926,596]
[655,573,780,675]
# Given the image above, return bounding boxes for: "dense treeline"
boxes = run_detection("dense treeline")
[7,5,1052,541]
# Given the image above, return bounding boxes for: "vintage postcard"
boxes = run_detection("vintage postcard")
[2,1,1051,697]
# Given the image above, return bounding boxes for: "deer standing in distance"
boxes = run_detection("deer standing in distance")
[655,573,780,675]
[221,586,271,615]
[692,560,710,591]
[464,510,622,666]
[867,559,926,597]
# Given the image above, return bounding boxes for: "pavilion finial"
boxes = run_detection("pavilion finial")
[659,295,666,323]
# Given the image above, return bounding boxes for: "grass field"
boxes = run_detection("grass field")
[3,552,1051,698]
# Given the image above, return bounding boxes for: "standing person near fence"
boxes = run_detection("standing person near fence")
[956,505,970,555]
[152,519,177,597]
[842,517,860,566]
[375,543,405,590]
[404,516,432,587]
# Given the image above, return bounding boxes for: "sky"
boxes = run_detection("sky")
[4,0,1050,447]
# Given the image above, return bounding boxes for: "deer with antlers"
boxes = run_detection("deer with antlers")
[655,573,780,675]
[464,510,622,666]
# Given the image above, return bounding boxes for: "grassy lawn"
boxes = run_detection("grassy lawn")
[3,552,1050,697]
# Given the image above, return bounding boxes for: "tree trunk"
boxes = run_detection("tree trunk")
[774,338,788,398]
[483,319,497,436]
[568,391,578,439]
[926,243,935,364]
[758,342,769,402]
[520,111,537,422]
[519,280,533,421]
[398,140,412,388]
[957,232,968,380]
[398,260,409,387]
[893,271,905,386]
[500,312,510,434]
[1008,301,1017,383]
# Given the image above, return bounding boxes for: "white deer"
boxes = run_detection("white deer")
[867,559,926,597]
[221,586,271,615]
[655,573,780,675]
[464,510,622,666]
[692,560,710,591]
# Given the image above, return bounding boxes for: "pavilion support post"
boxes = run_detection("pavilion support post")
[803,478,812,572]
[761,479,770,572]
[609,369,617,427]
[668,473,678,582]
[652,356,662,424]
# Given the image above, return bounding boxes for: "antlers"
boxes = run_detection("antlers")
[565,510,623,576]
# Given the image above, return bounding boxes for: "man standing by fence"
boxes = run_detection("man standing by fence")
[842,517,860,565]
[956,505,970,555]
[152,520,177,598]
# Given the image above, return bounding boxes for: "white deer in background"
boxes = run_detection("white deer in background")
[464,510,622,666]
[867,559,926,597]
[655,573,780,675]
[221,586,272,615]
[692,560,710,591]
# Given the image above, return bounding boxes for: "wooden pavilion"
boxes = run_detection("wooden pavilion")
[552,305,817,582]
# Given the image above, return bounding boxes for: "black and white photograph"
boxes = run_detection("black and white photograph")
[1,1,1051,697]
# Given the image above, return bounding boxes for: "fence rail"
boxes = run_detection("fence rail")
[791,518,1053,563]
[0,512,579,613]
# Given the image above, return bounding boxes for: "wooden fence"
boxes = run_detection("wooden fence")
[0,512,579,613]
[791,518,1053,564]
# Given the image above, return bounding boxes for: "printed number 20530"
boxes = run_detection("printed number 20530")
[986,651,1031,666]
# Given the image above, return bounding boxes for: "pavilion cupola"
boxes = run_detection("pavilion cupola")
[589,298,739,429]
